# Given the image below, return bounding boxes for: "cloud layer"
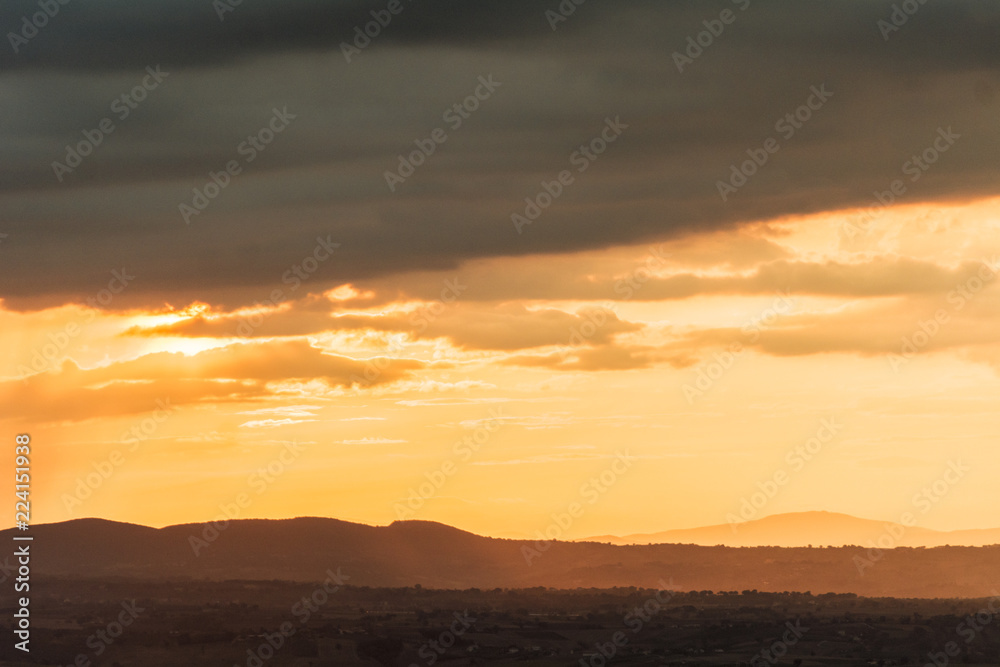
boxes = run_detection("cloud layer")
[3,0,1000,309]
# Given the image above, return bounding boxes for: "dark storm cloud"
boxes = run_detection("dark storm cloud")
[2,0,1000,309]
[1,0,997,73]
[0,0,557,72]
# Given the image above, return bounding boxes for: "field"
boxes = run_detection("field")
[3,579,999,666]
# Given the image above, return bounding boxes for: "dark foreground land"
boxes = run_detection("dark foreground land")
[3,580,1000,667]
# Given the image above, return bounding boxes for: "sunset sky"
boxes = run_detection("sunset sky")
[3,0,1000,539]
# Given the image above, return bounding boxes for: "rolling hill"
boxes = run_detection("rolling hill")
[580,511,1000,548]
[5,515,999,598]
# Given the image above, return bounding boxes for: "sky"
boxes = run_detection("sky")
[3,0,1000,539]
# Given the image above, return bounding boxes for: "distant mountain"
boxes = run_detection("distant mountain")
[5,516,1000,598]
[579,511,1000,548]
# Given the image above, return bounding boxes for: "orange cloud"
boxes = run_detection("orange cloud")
[3,340,424,423]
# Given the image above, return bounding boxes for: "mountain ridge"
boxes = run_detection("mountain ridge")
[6,514,999,598]
[578,510,1000,547]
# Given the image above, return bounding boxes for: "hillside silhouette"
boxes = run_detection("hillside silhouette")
[582,511,1000,547]
[6,516,999,598]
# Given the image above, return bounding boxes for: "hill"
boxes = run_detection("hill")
[580,511,1000,547]
[4,516,999,598]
